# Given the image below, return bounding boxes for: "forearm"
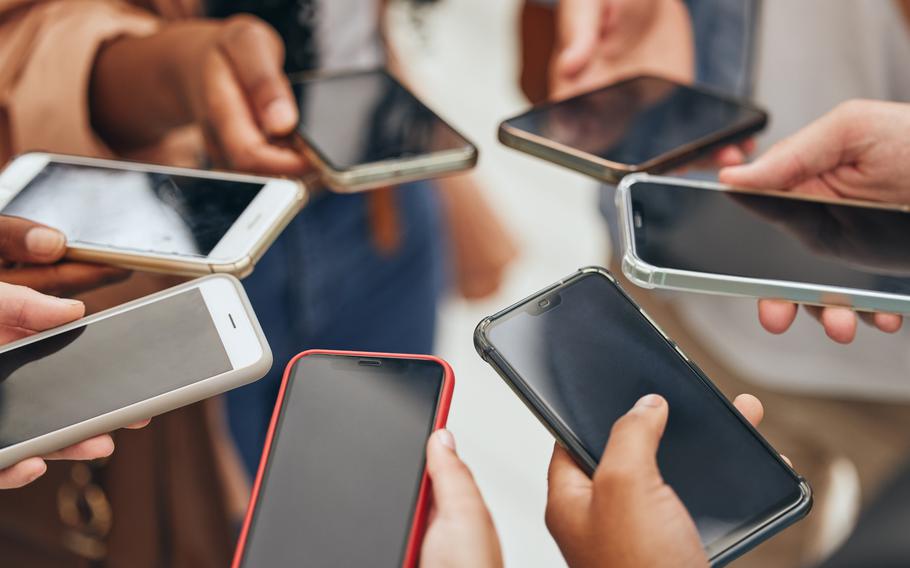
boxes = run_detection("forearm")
[89,21,220,151]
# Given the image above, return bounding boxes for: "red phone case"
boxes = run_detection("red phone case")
[231,349,456,568]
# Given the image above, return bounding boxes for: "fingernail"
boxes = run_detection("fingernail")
[436,429,456,451]
[634,394,664,409]
[58,298,84,307]
[25,227,65,257]
[264,99,297,132]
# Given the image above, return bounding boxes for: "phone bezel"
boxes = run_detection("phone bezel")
[0,152,307,277]
[498,75,768,184]
[474,267,811,564]
[288,68,478,193]
[232,350,455,568]
[617,173,910,314]
[0,274,272,470]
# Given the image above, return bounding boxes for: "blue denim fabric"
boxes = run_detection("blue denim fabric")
[601,0,758,249]
[227,182,444,474]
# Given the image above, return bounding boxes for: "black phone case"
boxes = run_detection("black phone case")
[473,266,812,567]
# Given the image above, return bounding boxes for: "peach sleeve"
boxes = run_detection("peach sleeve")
[0,0,160,162]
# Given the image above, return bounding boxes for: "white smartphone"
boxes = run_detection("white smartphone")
[617,173,910,314]
[0,153,307,277]
[0,274,272,470]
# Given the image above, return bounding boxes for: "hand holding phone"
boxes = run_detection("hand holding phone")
[0,280,143,488]
[547,393,766,568]
[0,215,128,297]
[719,99,910,343]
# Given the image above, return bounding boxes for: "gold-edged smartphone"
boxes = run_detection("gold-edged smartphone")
[290,68,477,192]
[0,153,307,277]
[499,75,768,184]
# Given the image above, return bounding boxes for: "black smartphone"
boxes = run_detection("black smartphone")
[618,174,910,314]
[474,268,811,566]
[498,75,767,183]
[291,68,477,192]
[233,350,454,568]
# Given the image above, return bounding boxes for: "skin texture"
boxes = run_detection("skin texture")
[0,216,129,296]
[91,16,309,176]
[420,430,503,568]
[545,393,767,568]
[719,100,910,343]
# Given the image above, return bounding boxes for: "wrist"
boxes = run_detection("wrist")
[89,22,220,151]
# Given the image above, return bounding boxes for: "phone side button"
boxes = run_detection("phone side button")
[673,342,689,362]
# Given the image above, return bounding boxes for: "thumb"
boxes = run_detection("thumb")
[554,0,604,80]
[0,282,84,332]
[0,216,66,264]
[596,394,669,484]
[218,16,298,136]
[719,105,855,190]
[425,430,487,515]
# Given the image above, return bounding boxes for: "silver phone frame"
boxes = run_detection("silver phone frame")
[0,274,273,470]
[616,173,910,314]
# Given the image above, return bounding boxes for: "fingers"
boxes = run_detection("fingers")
[217,16,298,136]
[0,457,47,489]
[425,430,488,516]
[871,312,903,334]
[757,299,798,335]
[818,306,857,344]
[596,394,668,483]
[733,394,764,428]
[0,282,84,332]
[125,419,151,430]
[203,45,308,175]
[0,263,130,297]
[719,104,856,190]
[545,443,593,543]
[0,216,66,264]
[42,435,115,461]
[554,0,604,81]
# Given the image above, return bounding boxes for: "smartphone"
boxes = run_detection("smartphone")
[617,173,910,314]
[0,274,271,469]
[499,75,767,183]
[232,350,455,568]
[0,153,306,277]
[474,268,811,566]
[290,68,477,192]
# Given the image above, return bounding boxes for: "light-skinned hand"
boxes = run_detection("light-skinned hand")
[720,99,910,343]
[545,393,767,568]
[0,281,148,489]
[550,0,693,100]
[419,430,503,568]
[0,216,129,297]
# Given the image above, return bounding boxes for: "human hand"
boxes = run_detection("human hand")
[0,216,129,297]
[550,0,693,101]
[439,176,518,300]
[92,16,309,176]
[0,281,148,488]
[545,393,766,568]
[719,100,910,343]
[419,430,503,568]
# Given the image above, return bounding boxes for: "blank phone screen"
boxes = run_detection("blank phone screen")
[486,272,803,550]
[629,181,910,295]
[504,76,763,166]
[2,162,264,258]
[0,289,231,449]
[293,69,472,170]
[240,354,443,567]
